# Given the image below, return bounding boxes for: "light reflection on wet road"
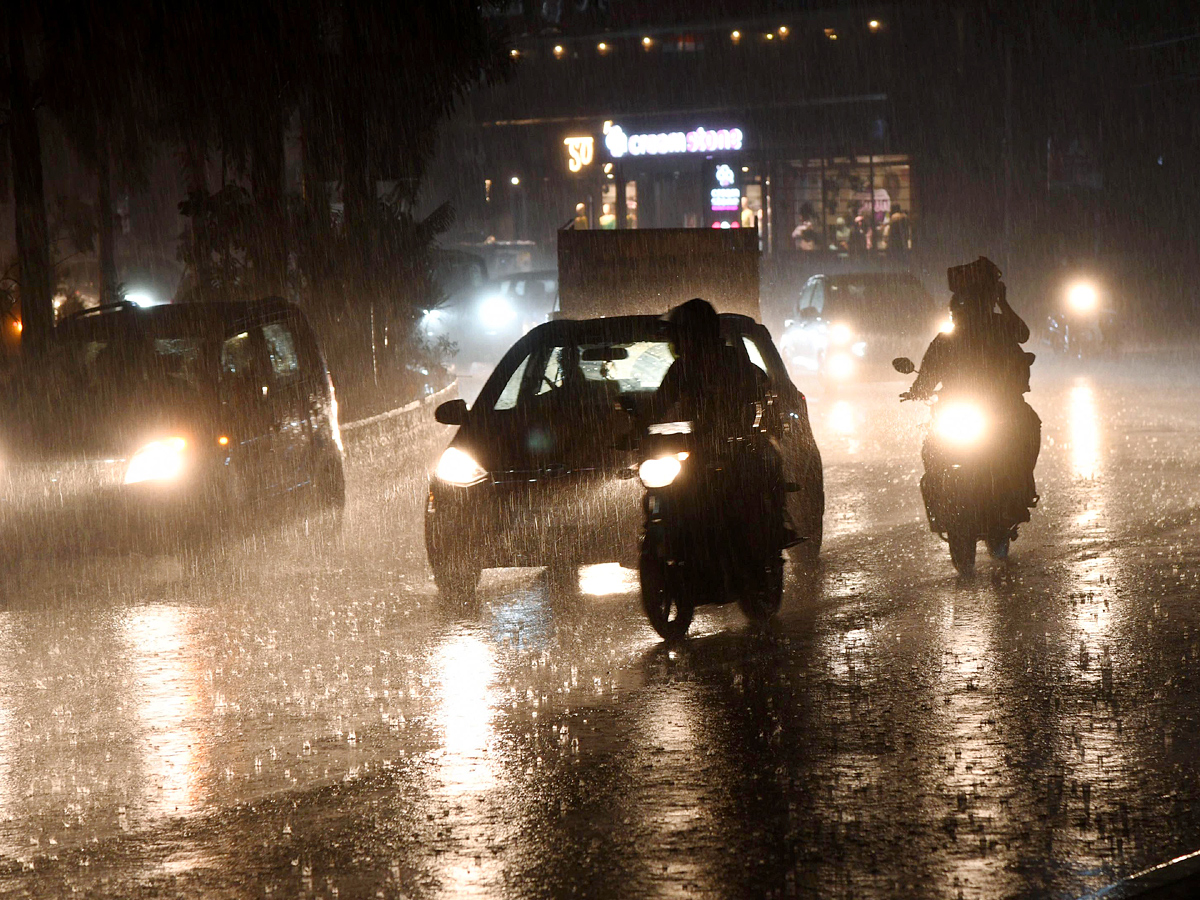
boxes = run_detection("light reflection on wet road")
[2,361,1200,898]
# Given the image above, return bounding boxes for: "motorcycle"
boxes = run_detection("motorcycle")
[1042,279,1117,359]
[636,405,792,640]
[892,357,1037,575]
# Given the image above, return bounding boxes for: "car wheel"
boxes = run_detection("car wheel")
[314,456,346,511]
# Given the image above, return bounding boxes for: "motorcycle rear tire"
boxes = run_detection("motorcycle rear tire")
[640,541,694,641]
[948,529,977,575]
[738,554,784,624]
[986,532,1011,560]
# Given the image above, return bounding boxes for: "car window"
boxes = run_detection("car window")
[811,281,825,314]
[221,330,264,398]
[493,354,530,411]
[742,336,769,375]
[797,280,815,311]
[263,322,301,382]
[536,347,565,395]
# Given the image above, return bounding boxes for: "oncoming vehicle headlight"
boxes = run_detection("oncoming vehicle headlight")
[939,318,955,334]
[435,447,488,486]
[826,352,854,380]
[1067,281,1099,314]
[638,455,683,489]
[934,403,987,445]
[124,437,188,485]
[828,322,854,346]
[479,296,516,331]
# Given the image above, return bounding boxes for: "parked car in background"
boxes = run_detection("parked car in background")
[778,272,947,387]
[422,269,560,379]
[0,299,344,556]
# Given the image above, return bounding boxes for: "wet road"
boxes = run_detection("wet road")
[3,358,1200,899]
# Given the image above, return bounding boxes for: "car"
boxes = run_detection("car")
[421,269,560,381]
[778,272,948,386]
[424,313,824,599]
[0,298,345,555]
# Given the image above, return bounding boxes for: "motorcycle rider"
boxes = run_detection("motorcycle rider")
[652,297,790,540]
[654,297,768,436]
[906,258,1040,505]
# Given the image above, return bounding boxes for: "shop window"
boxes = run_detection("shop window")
[785,155,915,255]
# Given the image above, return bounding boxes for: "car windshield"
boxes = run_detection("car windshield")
[825,276,934,331]
[7,330,209,410]
[491,337,676,411]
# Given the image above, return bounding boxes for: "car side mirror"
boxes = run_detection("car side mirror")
[892,357,916,375]
[434,398,469,425]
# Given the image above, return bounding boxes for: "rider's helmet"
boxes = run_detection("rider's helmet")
[668,297,722,360]
[947,257,1002,328]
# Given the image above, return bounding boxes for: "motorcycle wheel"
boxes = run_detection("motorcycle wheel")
[947,529,977,575]
[738,554,784,624]
[639,540,694,641]
[986,531,1011,560]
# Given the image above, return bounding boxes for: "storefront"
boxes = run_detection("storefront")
[545,117,914,260]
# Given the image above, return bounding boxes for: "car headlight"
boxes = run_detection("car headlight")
[124,436,188,485]
[826,352,854,380]
[479,296,516,331]
[829,322,854,345]
[638,455,684,489]
[435,447,488,486]
[1067,281,1099,313]
[934,403,987,445]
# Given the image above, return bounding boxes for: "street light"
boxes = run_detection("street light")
[869,19,881,31]
[730,30,741,42]
[642,36,652,48]
[778,25,789,37]
[553,44,564,58]
[510,175,520,186]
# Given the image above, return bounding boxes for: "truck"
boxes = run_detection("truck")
[556,227,760,322]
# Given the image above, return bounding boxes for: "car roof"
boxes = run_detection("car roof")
[527,313,759,344]
[56,298,298,340]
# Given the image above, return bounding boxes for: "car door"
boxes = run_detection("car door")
[261,318,309,492]
[219,326,276,498]
[741,326,822,535]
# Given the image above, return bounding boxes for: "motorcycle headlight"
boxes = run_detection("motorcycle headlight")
[435,447,488,486]
[638,455,683,489]
[934,403,987,445]
[826,352,854,380]
[124,436,188,485]
[1067,282,1099,313]
[939,318,955,334]
[829,322,854,345]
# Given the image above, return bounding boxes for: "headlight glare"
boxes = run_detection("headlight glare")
[826,352,854,380]
[934,403,987,445]
[479,296,516,331]
[435,447,488,486]
[124,436,187,485]
[829,322,854,345]
[1067,282,1099,313]
[638,455,682,488]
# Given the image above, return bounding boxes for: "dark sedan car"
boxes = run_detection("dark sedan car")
[424,314,824,599]
[0,299,344,555]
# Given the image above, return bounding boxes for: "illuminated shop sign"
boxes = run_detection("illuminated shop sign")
[604,123,744,159]
[563,136,595,172]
